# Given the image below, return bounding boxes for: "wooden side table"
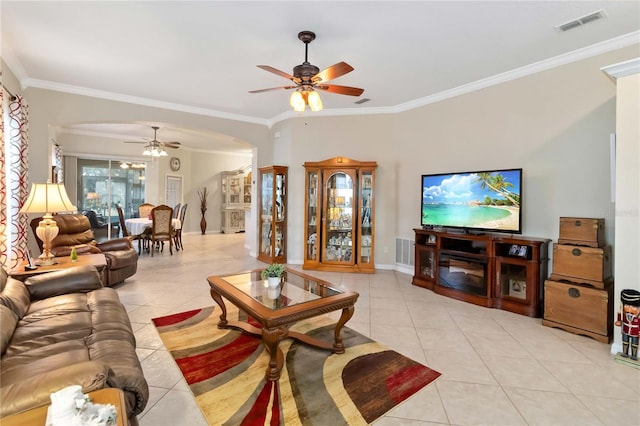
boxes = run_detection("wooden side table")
[0,387,129,426]
[9,253,107,281]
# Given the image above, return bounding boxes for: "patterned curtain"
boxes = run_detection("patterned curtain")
[0,87,6,267]
[1,93,30,268]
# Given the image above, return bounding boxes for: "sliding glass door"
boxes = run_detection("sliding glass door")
[77,159,146,239]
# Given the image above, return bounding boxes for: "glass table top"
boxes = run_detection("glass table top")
[219,270,342,310]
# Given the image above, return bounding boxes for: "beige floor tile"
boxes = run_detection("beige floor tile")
[576,394,640,425]
[139,388,208,426]
[416,327,475,353]
[482,354,568,392]
[134,324,165,350]
[505,387,603,425]
[371,323,422,348]
[370,306,415,326]
[436,380,526,425]
[425,350,497,385]
[466,331,532,358]
[139,350,184,389]
[542,360,637,400]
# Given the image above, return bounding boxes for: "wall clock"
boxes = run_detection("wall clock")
[170,157,181,171]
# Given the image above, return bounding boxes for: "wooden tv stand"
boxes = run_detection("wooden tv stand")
[412,229,550,317]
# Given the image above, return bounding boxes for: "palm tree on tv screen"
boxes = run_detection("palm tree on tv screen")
[474,173,520,208]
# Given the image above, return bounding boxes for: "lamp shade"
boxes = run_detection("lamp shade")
[20,183,76,214]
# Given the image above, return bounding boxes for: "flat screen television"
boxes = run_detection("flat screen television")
[421,168,522,234]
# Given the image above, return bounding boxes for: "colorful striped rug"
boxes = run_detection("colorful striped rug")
[152,306,441,425]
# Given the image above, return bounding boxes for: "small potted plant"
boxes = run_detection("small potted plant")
[261,263,285,287]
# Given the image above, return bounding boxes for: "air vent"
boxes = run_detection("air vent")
[555,9,607,32]
[354,98,371,105]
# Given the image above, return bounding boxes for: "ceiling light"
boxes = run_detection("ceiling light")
[142,147,152,156]
[290,88,322,113]
[290,91,306,112]
[307,90,323,112]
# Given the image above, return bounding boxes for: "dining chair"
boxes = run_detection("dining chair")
[174,203,187,250]
[146,204,174,257]
[173,203,181,219]
[117,204,148,254]
[138,203,155,219]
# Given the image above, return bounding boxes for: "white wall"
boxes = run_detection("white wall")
[609,62,640,353]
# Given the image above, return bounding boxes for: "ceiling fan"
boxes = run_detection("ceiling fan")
[124,126,180,157]
[249,31,364,112]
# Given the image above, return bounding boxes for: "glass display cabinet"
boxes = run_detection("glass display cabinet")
[303,157,377,273]
[257,165,287,264]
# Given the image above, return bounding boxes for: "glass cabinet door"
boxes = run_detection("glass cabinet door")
[257,166,287,264]
[274,172,286,258]
[359,170,374,266]
[259,171,273,257]
[305,170,320,263]
[228,175,242,206]
[322,171,355,265]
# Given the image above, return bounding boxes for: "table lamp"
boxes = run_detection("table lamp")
[20,182,76,265]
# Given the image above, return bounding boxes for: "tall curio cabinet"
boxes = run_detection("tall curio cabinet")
[303,157,377,273]
[220,168,251,233]
[257,166,288,264]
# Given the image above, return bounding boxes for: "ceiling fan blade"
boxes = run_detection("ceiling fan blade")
[313,62,354,83]
[164,144,180,149]
[257,65,295,81]
[124,141,147,144]
[315,84,364,97]
[249,86,296,94]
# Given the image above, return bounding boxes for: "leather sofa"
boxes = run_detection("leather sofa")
[30,214,138,286]
[0,265,149,424]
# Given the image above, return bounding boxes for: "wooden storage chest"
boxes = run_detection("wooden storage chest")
[542,279,613,343]
[558,217,605,247]
[551,244,611,288]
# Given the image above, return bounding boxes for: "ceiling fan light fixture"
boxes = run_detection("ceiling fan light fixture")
[290,90,306,112]
[160,148,168,156]
[308,90,323,112]
[142,147,152,156]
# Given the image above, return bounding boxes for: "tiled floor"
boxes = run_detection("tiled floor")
[117,233,640,425]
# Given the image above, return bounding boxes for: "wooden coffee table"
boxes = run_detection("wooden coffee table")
[207,268,359,381]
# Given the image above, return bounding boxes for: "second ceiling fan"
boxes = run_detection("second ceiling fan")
[125,126,180,157]
[249,31,364,111]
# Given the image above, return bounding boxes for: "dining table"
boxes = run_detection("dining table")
[124,217,182,236]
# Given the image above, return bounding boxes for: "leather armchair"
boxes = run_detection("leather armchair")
[29,214,138,286]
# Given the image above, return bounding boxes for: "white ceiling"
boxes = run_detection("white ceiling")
[2,1,639,152]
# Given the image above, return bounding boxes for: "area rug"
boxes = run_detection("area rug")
[152,306,441,425]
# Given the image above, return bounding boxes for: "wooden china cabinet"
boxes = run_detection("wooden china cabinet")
[257,166,287,264]
[303,157,377,273]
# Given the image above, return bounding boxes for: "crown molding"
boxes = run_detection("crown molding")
[601,57,640,80]
[14,30,640,128]
[21,78,271,127]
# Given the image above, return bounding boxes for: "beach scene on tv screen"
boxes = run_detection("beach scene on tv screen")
[422,170,521,231]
